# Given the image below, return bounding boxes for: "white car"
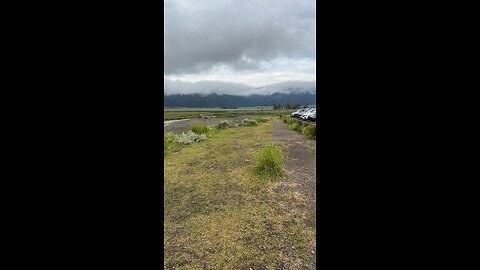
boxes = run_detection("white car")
[291,108,308,117]
[300,108,316,120]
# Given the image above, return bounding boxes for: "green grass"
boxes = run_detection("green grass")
[302,125,316,139]
[255,117,269,123]
[254,143,284,180]
[288,122,303,132]
[164,121,315,269]
[164,111,206,120]
[164,133,175,156]
[191,125,216,135]
[282,115,295,125]
[212,111,238,118]
[282,116,316,140]
[164,110,294,121]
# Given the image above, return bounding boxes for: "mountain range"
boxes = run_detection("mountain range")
[164,80,316,107]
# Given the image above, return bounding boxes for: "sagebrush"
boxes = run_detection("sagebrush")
[215,121,230,130]
[174,131,207,144]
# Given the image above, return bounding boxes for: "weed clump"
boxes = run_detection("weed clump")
[302,124,316,139]
[254,143,284,180]
[240,119,258,126]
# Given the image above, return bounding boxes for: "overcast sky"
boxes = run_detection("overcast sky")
[164,0,316,89]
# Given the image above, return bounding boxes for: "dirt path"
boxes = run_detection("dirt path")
[272,119,316,267]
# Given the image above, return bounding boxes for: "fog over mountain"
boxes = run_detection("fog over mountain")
[164,79,316,107]
[164,79,315,96]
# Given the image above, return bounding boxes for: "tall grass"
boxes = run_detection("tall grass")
[255,117,268,123]
[254,143,284,180]
[288,122,303,132]
[282,115,294,125]
[191,125,215,135]
[164,133,175,156]
[283,116,316,140]
[302,125,316,139]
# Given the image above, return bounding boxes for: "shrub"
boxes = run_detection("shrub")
[215,121,230,130]
[254,144,284,180]
[174,131,207,144]
[302,125,316,139]
[240,119,258,126]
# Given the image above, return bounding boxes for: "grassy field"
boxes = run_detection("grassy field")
[164,110,293,121]
[164,119,315,269]
[164,111,207,121]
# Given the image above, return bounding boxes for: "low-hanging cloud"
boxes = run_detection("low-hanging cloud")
[164,79,316,96]
[164,0,316,75]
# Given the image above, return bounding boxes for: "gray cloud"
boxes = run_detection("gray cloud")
[164,0,316,75]
[164,79,254,95]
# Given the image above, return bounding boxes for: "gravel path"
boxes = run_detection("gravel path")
[272,119,316,268]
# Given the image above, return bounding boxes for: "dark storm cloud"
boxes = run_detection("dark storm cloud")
[164,0,316,75]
